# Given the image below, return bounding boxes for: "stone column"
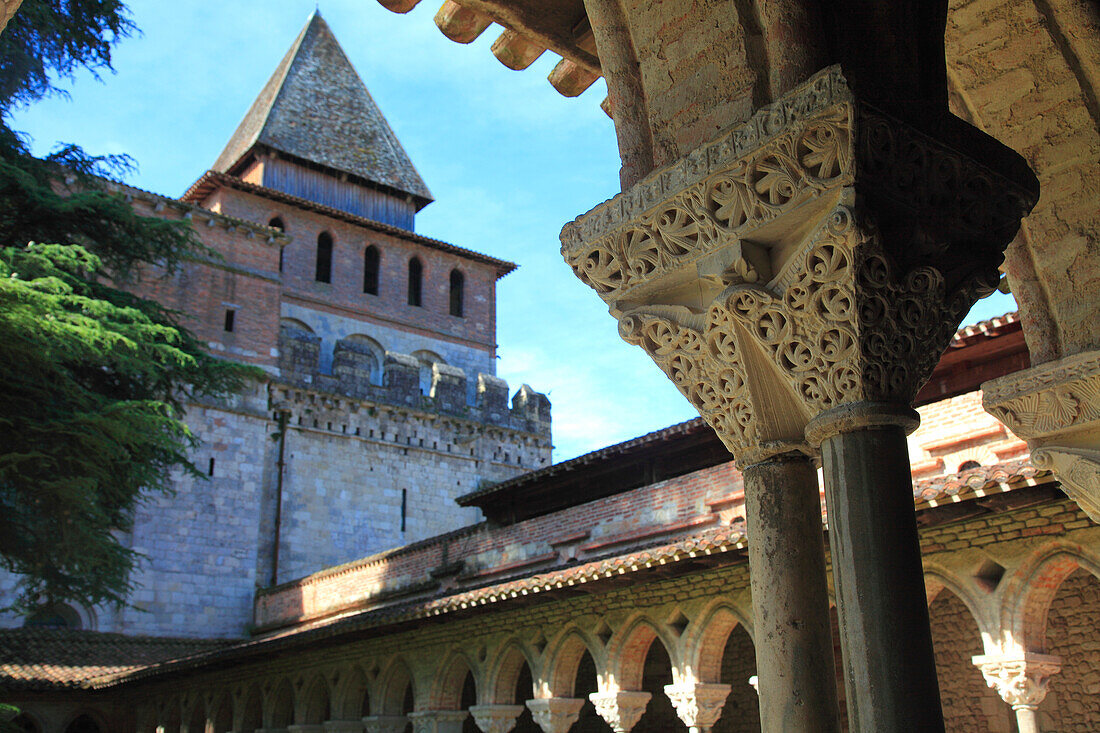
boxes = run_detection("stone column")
[407,711,467,733]
[288,726,326,733]
[0,0,21,35]
[663,683,731,733]
[361,716,409,733]
[323,721,366,732]
[469,705,525,733]
[807,404,939,732]
[742,449,839,732]
[974,653,1062,733]
[561,66,1037,733]
[524,698,584,733]
[588,691,651,733]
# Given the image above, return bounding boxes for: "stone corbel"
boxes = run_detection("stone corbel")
[407,711,468,733]
[984,349,1100,522]
[468,705,525,733]
[588,691,652,733]
[973,653,1062,711]
[361,717,410,733]
[663,683,731,732]
[524,698,585,733]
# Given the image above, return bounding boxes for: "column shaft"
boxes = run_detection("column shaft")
[819,423,944,733]
[743,452,840,733]
[1015,708,1039,733]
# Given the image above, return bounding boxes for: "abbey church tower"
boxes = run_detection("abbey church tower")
[0,12,552,639]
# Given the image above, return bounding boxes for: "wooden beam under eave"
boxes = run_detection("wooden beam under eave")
[377,0,422,13]
[548,57,600,97]
[435,0,493,43]
[491,28,546,70]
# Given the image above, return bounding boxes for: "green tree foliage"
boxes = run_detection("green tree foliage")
[0,1,257,611]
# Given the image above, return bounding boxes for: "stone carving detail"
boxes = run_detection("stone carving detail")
[973,654,1062,711]
[362,718,409,733]
[524,698,585,733]
[469,705,525,733]
[408,710,468,733]
[322,722,366,733]
[663,683,731,731]
[984,350,1100,523]
[589,691,652,733]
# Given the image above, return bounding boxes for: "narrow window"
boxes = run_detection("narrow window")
[224,309,235,332]
[407,257,422,307]
[400,489,407,532]
[449,269,464,317]
[363,245,380,295]
[315,232,333,283]
[208,458,215,476]
[269,217,286,273]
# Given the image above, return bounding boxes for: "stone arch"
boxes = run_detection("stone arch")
[266,678,295,728]
[928,582,1013,732]
[298,673,332,724]
[238,684,263,733]
[606,615,679,690]
[412,349,447,396]
[924,563,995,642]
[684,601,753,684]
[486,641,539,704]
[428,649,479,710]
[62,711,108,733]
[1035,567,1100,729]
[376,657,417,715]
[333,663,371,719]
[184,694,206,733]
[336,333,386,386]
[210,691,233,733]
[156,696,181,733]
[542,627,603,697]
[280,317,315,335]
[1002,541,1100,652]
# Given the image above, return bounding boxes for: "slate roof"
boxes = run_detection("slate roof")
[212,11,432,206]
[0,629,230,691]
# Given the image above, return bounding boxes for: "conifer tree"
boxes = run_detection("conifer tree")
[0,1,256,612]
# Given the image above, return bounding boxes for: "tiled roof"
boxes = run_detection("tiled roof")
[0,629,231,691]
[949,311,1020,346]
[914,457,1050,508]
[213,11,432,205]
[182,171,516,278]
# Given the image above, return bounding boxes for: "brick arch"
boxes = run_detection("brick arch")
[429,649,479,709]
[332,663,371,719]
[683,602,753,684]
[376,657,416,715]
[61,710,110,733]
[486,641,538,704]
[924,563,995,642]
[183,691,206,731]
[238,683,263,733]
[543,627,603,697]
[1003,542,1100,653]
[265,677,295,728]
[298,673,332,724]
[606,616,679,691]
[210,691,233,733]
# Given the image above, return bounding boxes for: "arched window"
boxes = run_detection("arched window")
[315,232,333,283]
[25,602,82,630]
[407,257,422,307]
[363,246,380,295]
[269,217,286,273]
[449,269,464,317]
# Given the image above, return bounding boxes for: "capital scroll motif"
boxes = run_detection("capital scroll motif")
[973,654,1062,711]
[524,698,584,733]
[589,691,652,733]
[663,683,732,730]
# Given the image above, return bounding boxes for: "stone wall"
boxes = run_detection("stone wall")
[1038,568,1100,731]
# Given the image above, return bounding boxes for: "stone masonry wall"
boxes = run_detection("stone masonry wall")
[1037,568,1100,731]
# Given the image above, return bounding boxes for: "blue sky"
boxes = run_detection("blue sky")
[10,0,1017,462]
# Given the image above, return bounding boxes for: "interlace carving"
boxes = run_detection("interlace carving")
[974,654,1062,711]
[663,683,731,730]
[588,691,652,733]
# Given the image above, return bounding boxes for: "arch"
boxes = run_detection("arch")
[449,268,464,317]
[337,334,385,386]
[334,663,371,719]
[1037,567,1100,728]
[486,641,539,704]
[407,257,423,307]
[684,602,753,684]
[11,711,43,733]
[1003,541,1100,652]
[298,674,332,724]
[23,601,85,630]
[62,712,106,733]
[542,628,603,697]
[185,695,206,733]
[266,678,295,728]
[923,563,995,641]
[239,684,263,733]
[606,616,679,691]
[279,317,315,335]
[412,349,446,396]
[429,649,479,710]
[376,657,416,715]
[364,245,380,295]
[315,231,334,283]
[210,692,233,733]
[268,216,285,231]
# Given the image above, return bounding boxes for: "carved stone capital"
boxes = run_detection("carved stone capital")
[524,698,585,733]
[972,653,1062,711]
[588,691,652,733]
[748,676,759,695]
[407,712,469,733]
[468,705,525,733]
[322,722,365,733]
[563,65,1036,460]
[984,349,1100,522]
[361,716,408,733]
[663,683,731,731]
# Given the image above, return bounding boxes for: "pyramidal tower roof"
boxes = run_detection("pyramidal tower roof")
[213,11,432,206]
